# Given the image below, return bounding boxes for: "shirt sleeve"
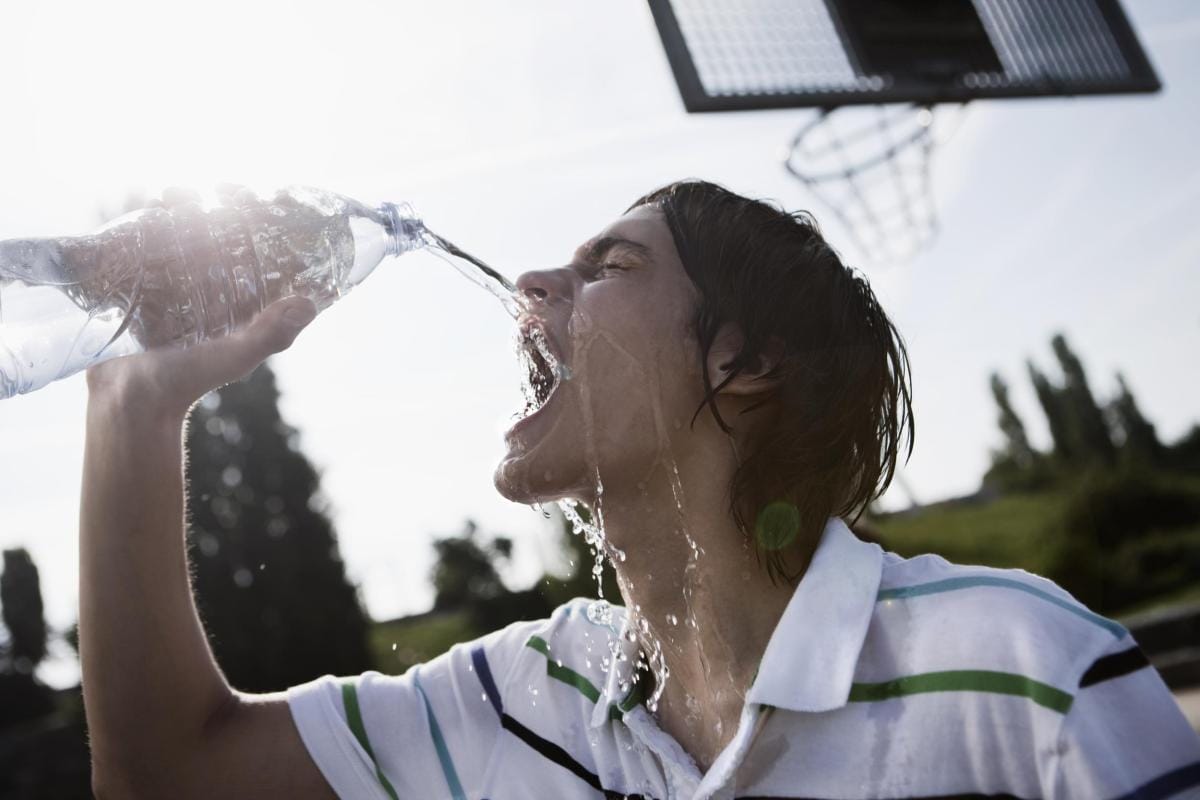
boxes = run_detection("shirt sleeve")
[1047,634,1200,800]
[287,617,541,799]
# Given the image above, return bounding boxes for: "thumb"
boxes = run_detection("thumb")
[248,296,319,357]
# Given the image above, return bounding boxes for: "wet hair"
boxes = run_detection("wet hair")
[629,180,914,583]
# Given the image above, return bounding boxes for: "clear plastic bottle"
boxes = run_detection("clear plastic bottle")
[0,187,437,399]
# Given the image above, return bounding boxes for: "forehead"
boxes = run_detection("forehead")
[577,204,678,265]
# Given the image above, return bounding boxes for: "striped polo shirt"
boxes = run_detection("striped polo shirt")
[287,517,1200,799]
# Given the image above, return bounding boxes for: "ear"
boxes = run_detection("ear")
[706,323,784,397]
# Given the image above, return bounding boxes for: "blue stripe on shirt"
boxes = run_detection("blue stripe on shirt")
[413,669,467,800]
[878,575,1126,638]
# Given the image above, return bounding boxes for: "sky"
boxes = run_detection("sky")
[1,0,1198,687]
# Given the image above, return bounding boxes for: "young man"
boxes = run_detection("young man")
[81,181,1198,799]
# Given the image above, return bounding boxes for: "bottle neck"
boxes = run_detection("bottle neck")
[379,202,427,257]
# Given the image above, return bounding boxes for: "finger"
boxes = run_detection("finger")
[172,297,318,396]
[215,183,251,207]
[230,296,319,367]
[232,188,261,208]
[162,186,202,209]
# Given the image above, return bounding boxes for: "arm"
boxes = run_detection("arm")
[80,295,336,799]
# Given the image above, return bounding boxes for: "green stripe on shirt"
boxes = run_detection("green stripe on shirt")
[527,634,646,719]
[849,669,1074,714]
[526,635,603,703]
[340,680,401,800]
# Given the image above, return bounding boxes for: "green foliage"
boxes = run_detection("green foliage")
[1049,471,1200,612]
[1110,373,1164,468]
[1028,359,1077,464]
[185,363,372,692]
[1167,425,1200,473]
[989,373,1037,469]
[371,611,477,675]
[875,472,1200,617]
[1050,334,1117,466]
[431,521,511,610]
[1059,470,1200,550]
[538,507,621,607]
[371,507,621,675]
[874,492,1069,576]
[0,549,55,732]
[1,548,48,672]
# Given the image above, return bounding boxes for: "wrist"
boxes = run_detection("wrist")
[86,383,188,435]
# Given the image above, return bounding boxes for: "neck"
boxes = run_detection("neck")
[593,428,808,766]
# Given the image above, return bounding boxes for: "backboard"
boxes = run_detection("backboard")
[648,0,1162,113]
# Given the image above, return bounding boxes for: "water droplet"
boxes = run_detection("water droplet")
[586,599,613,626]
[667,614,678,626]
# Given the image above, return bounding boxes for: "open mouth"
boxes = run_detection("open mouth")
[516,321,567,421]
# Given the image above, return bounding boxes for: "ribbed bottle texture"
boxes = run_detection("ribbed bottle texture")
[0,187,426,399]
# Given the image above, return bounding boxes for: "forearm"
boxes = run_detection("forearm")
[79,393,233,789]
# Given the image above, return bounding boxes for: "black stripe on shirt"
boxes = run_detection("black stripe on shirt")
[735,794,1031,799]
[473,644,656,800]
[1110,759,1200,800]
[1079,645,1150,688]
[500,712,653,800]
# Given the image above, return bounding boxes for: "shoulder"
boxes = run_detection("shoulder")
[870,552,1128,687]
[463,597,626,688]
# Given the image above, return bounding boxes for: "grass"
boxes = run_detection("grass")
[369,610,477,675]
[872,491,1069,577]
[368,477,1200,666]
[872,484,1200,618]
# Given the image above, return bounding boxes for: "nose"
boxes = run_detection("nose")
[515,267,574,306]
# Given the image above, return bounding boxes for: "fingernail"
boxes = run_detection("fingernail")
[284,302,317,327]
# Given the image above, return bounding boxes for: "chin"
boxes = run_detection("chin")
[493,447,593,506]
[493,457,540,504]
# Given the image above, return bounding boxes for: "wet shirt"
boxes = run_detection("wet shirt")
[287,518,1200,799]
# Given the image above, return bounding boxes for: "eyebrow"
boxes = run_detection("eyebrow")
[576,235,652,264]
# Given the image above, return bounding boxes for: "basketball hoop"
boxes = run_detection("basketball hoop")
[648,0,1161,267]
[784,103,965,265]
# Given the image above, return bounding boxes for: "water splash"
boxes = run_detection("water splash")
[419,226,521,318]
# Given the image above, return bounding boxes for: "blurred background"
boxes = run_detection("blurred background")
[1,0,1198,795]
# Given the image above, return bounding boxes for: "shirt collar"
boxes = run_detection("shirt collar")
[591,605,646,728]
[745,516,882,712]
[592,517,882,726]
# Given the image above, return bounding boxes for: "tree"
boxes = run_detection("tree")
[0,548,47,674]
[984,372,1054,492]
[0,548,55,732]
[431,520,511,610]
[1028,359,1076,464]
[1051,334,1117,466]
[989,373,1037,469]
[185,363,372,692]
[1110,372,1163,467]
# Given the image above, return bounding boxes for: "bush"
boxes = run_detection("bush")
[1049,470,1200,613]
[1059,470,1200,550]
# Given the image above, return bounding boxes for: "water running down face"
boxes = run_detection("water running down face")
[494,204,708,529]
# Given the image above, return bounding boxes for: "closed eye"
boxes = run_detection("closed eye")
[581,261,628,281]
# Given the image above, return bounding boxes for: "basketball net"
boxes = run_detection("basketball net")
[784,103,965,265]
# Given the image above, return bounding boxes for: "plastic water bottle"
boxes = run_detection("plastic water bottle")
[0,187,430,399]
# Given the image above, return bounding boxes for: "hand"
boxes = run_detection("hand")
[86,185,316,421]
[86,295,318,423]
